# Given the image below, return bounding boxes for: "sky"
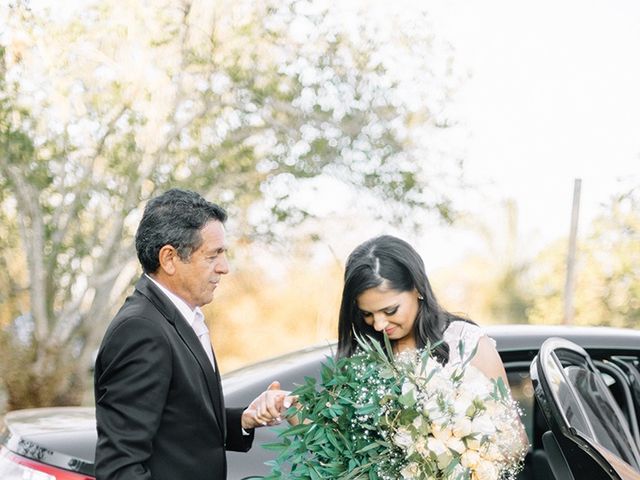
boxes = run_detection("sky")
[413,0,640,268]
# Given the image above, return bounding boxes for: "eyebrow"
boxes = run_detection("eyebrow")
[360,304,399,314]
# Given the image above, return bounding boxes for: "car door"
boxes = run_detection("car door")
[530,337,640,480]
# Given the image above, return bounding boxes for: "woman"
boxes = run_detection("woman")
[281,235,528,478]
[338,235,514,384]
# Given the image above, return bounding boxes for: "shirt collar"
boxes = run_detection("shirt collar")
[145,274,203,328]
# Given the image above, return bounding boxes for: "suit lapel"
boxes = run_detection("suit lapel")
[211,350,227,436]
[172,312,226,435]
[135,276,226,439]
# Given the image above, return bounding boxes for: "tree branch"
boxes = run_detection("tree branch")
[4,165,49,346]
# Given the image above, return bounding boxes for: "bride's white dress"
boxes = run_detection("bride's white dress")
[443,320,496,366]
[442,320,529,461]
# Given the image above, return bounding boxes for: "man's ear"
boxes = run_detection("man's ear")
[158,245,178,275]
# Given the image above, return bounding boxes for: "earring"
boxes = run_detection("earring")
[418,295,424,301]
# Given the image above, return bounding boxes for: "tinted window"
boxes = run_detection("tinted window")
[507,370,534,442]
[565,366,639,469]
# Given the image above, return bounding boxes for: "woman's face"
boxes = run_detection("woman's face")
[356,283,420,351]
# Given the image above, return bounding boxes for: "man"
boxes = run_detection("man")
[94,188,288,480]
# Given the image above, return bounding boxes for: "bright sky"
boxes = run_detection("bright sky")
[415,0,640,267]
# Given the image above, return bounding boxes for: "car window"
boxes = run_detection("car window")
[506,369,535,442]
[565,366,640,469]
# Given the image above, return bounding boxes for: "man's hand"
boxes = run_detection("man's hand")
[241,381,294,429]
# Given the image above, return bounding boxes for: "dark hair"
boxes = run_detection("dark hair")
[135,188,227,273]
[337,235,469,363]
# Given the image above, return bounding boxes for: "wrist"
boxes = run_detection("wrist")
[241,410,254,430]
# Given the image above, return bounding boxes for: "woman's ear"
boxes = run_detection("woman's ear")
[414,288,424,301]
[158,245,178,275]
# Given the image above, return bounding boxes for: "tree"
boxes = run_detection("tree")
[0,0,462,409]
[527,185,640,328]
[434,199,534,324]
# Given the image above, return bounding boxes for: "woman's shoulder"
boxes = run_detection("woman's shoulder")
[443,320,495,364]
[443,320,483,340]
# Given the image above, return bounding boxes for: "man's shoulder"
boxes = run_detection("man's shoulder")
[104,287,167,336]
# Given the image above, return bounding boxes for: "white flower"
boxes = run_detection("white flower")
[473,460,499,480]
[471,414,496,436]
[428,370,453,394]
[446,437,467,454]
[453,391,475,416]
[481,443,504,461]
[415,437,429,458]
[422,397,440,418]
[400,462,420,479]
[427,437,453,470]
[427,437,447,456]
[393,427,413,449]
[466,437,482,451]
[431,423,453,442]
[452,416,473,438]
[461,450,481,468]
[463,366,493,396]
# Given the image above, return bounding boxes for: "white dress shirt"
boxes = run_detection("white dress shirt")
[146,275,256,435]
[146,274,215,371]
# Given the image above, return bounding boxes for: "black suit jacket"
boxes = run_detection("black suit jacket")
[94,275,253,480]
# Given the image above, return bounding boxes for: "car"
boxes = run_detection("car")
[1,324,640,479]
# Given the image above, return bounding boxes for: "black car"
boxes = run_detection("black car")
[2,325,640,479]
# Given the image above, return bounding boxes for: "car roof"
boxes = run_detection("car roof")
[486,324,640,352]
[222,324,640,397]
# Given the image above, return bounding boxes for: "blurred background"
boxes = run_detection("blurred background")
[0,0,638,415]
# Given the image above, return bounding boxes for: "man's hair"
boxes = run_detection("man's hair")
[135,188,227,273]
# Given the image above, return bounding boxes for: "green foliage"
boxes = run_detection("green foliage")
[586,186,640,327]
[262,338,401,479]
[527,184,640,328]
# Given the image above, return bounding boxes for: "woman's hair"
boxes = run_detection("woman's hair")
[337,235,469,363]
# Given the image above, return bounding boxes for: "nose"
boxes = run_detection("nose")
[371,315,388,332]
[216,255,229,275]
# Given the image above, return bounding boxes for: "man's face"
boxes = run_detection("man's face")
[173,220,229,309]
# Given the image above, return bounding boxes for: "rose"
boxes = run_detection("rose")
[473,459,499,480]
[461,450,481,468]
[452,416,473,438]
[414,437,429,458]
[400,462,420,479]
[431,423,453,443]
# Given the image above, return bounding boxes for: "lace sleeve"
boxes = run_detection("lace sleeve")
[443,321,496,366]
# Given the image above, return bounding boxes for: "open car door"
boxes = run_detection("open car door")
[530,337,640,480]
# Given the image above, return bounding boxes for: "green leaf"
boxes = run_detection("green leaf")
[398,389,416,408]
[261,442,288,452]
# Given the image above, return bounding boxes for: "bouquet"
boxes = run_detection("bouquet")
[264,336,527,480]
